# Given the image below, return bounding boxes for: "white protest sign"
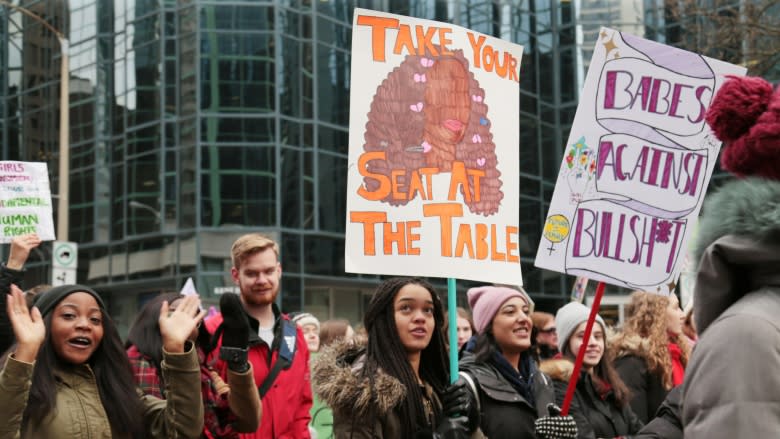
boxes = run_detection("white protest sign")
[344,9,525,285]
[534,28,746,294]
[0,161,55,242]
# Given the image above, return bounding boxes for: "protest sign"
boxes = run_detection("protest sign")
[535,27,746,294]
[0,161,55,242]
[344,9,525,285]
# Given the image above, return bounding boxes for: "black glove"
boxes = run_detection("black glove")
[440,378,479,432]
[534,403,577,439]
[219,293,250,373]
[432,415,470,439]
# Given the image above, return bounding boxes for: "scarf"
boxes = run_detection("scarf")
[668,342,685,386]
[490,351,536,406]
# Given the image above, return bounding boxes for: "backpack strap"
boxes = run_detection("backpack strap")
[458,370,481,413]
[257,319,298,398]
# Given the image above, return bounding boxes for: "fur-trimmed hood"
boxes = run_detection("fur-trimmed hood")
[539,358,575,382]
[693,177,780,266]
[311,339,406,417]
[610,334,653,361]
[693,177,780,334]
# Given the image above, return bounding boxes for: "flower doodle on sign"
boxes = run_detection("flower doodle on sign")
[564,136,597,204]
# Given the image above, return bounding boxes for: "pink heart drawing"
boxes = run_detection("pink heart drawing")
[472,94,483,102]
[410,102,423,112]
[422,141,432,153]
[477,157,486,167]
[413,73,426,83]
[420,58,435,67]
[472,134,482,143]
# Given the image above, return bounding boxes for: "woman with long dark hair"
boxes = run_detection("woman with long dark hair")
[540,302,643,438]
[0,284,204,438]
[126,293,262,438]
[459,286,577,439]
[312,277,475,438]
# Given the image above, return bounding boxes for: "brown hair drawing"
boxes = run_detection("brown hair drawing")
[362,49,503,216]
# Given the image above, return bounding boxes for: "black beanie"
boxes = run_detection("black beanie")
[33,284,106,317]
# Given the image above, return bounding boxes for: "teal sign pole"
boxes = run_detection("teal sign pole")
[448,277,458,383]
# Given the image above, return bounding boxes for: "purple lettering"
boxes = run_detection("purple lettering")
[572,208,596,257]
[668,83,693,118]
[689,86,711,124]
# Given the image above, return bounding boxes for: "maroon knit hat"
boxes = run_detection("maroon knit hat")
[705,75,780,179]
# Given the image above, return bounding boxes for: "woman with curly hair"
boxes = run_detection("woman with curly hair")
[609,291,688,423]
[311,277,477,438]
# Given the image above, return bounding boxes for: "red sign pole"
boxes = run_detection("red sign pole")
[560,281,606,415]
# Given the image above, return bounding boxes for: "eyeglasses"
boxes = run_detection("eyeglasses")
[539,327,557,334]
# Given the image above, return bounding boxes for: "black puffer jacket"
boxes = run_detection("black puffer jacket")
[612,339,668,423]
[541,359,644,439]
[636,385,682,439]
[459,352,554,438]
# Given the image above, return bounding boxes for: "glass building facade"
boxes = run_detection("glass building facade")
[0,0,738,330]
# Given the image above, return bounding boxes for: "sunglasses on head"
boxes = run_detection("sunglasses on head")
[539,327,557,334]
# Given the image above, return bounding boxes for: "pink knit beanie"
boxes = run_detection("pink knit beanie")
[467,286,528,334]
[705,75,780,180]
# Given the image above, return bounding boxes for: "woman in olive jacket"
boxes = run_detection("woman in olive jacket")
[0,284,204,439]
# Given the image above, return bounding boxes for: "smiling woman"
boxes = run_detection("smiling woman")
[0,284,206,439]
[458,286,577,439]
[539,302,643,439]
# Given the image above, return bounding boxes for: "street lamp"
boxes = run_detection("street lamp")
[129,200,162,223]
[0,1,69,241]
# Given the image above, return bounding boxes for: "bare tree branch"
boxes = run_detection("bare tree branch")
[664,0,780,78]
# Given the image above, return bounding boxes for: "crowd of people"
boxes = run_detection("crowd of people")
[0,75,778,438]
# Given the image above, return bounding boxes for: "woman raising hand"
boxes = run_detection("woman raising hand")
[0,284,205,439]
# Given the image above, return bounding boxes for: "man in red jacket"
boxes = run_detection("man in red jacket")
[206,233,312,438]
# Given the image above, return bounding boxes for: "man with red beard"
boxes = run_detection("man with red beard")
[206,233,312,438]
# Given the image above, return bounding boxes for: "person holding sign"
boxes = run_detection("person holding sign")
[0,233,42,355]
[682,76,780,438]
[541,302,643,438]
[312,277,477,438]
[610,292,689,423]
[458,286,577,438]
[0,284,205,438]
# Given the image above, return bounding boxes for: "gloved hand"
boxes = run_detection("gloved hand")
[432,415,470,439]
[440,378,479,432]
[534,403,577,439]
[219,293,250,373]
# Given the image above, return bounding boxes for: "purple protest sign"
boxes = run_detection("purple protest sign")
[535,27,746,294]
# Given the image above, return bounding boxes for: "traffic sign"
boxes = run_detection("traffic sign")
[51,267,76,286]
[53,241,78,269]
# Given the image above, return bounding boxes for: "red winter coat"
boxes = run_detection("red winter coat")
[206,305,312,439]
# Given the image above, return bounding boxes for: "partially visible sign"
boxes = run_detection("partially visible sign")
[52,241,77,286]
[52,267,77,286]
[0,161,55,242]
[53,241,77,269]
